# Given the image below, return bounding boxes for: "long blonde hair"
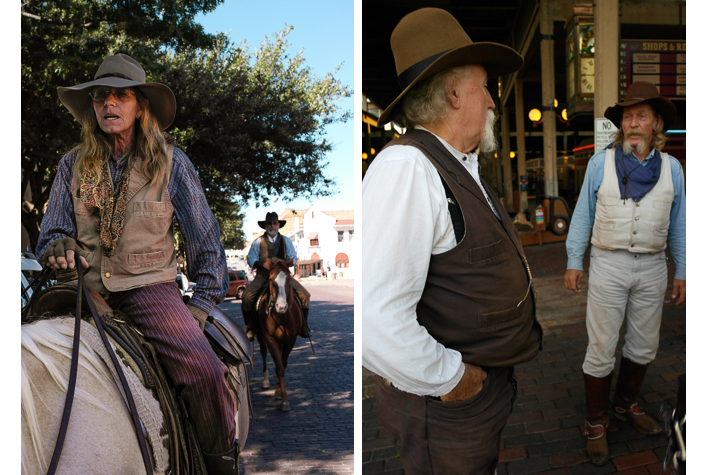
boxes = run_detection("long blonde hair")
[72,89,170,185]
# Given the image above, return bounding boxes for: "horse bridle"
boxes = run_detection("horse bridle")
[39,266,153,475]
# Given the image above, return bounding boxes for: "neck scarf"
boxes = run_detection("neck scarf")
[614,146,661,202]
[79,154,137,257]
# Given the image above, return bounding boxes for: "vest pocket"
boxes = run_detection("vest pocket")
[653,199,672,212]
[128,251,165,268]
[133,201,167,216]
[477,303,525,330]
[469,240,506,265]
[594,219,615,231]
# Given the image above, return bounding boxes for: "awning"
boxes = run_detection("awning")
[297,259,323,266]
[308,232,318,239]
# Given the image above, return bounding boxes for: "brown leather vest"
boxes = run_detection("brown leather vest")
[257,233,286,276]
[385,129,542,367]
[70,145,177,297]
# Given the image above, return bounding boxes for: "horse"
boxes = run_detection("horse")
[255,258,303,412]
[21,314,250,475]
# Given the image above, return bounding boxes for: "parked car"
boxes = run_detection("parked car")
[175,273,194,304]
[21,251,43,308]
[226,270,249,300]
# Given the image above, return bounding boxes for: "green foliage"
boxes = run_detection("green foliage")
[21,0,352,253]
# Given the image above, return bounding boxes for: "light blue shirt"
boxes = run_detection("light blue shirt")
[566,148,686,280]
[246,233,298,267]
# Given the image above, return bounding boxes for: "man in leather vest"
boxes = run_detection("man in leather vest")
[362,9,542,474]
[241,212,311,339]
[564,81,686,466]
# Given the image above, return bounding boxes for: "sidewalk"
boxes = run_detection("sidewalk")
[362,242,685,475]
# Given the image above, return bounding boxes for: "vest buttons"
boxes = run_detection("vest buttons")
[105,272,111,278]
[630,244,635,248]
[636,203,640,207]
[633,231,637,235]
[635,216,640,221]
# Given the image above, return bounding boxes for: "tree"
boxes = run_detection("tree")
[21,1,351,253]
[159,28,351,210]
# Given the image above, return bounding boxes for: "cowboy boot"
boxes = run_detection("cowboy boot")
[613,357,662,435]
[243,310,255,341]
[584,372,613,466]
[202,441,239,475]
[299,307,312,338]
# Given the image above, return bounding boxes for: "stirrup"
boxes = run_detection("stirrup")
[202,441,240,475]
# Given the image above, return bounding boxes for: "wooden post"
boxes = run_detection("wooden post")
[515,79,528,214]
[594,0,620,120]
[540,0,559,197]
[501,108,514,212]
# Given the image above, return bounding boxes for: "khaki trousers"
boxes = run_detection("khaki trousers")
[583,245,667,378]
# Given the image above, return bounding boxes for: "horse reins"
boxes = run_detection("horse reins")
[45,266,153,475]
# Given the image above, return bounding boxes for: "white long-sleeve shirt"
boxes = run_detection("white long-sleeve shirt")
[362,127,498,396]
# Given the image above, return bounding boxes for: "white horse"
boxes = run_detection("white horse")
[21,317,248,475]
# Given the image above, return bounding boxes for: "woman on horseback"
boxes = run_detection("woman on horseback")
[36,54,238,474]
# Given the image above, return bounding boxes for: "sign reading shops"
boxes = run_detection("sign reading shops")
[619,40,686,99]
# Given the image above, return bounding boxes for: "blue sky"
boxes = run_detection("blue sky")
[195,0,355,243]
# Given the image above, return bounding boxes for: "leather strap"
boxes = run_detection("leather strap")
[77,266,153,474]
[43,266,153,475]
[45,268,83,475]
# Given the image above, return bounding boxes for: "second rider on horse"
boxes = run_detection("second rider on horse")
[241,212,312,340]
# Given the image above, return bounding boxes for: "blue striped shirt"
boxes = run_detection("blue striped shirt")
[566,148,686,280]
[36,147,229,313]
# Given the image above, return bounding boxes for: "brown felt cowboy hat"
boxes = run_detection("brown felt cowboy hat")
[258,212,286,229]
[376,7,524,127]
[604,81,676,131]
[58,53,176,130]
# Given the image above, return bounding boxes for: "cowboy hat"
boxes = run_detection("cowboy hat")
[258,212,286,229]
[376,7,524,127]
[58,53,176,130]
[604,81,676,131]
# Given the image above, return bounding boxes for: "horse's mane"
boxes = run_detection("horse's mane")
[21,317,116,474]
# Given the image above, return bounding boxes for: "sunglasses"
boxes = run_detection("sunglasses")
[88,87,136,103]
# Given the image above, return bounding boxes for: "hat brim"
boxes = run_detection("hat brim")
[604,96,677,132]
[258,220,287,229]
[58,77,176,130]
[377,42,523,127]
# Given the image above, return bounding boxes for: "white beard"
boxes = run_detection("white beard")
[478,110,498,154]
[267,229,278,237]
[622,134,649,156]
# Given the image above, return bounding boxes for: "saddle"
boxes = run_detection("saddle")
[23,278,253,475]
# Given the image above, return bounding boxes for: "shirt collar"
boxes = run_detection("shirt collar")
[631,148,657,164]
[414,125,479,166]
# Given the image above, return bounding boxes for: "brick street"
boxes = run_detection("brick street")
[362,241,685,475]
[219,276,354,474]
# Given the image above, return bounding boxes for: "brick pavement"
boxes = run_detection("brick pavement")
[362,242,685,475]
[219,279,354,474]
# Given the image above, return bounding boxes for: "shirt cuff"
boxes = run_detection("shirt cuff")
[428,363,466,397]
[567,256,584,271]
[187,295,214,315]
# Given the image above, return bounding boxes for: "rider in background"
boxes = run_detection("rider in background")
[242,212,312,339]
[35,54,239,474]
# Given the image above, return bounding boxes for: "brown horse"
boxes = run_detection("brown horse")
[255,258,303,412]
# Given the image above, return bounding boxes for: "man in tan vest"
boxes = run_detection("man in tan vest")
[565,81,686,465]
[242,212,311,339]
[362,8,541,474]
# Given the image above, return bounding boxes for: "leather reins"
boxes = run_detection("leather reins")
[37,266,153,475]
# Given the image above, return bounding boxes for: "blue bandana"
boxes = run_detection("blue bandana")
[614,146,661,202]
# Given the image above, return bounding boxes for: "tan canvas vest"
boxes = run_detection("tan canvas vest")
[591,148,673,253]
[382,129,542,367]
[70,145,177,297]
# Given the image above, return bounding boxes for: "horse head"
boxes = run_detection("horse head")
[266,258,294,314]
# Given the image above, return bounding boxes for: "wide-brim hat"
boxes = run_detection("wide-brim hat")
[604,81,676,131]
[258,212,286,229]
[58,53,176,130]
[376,7,524,127]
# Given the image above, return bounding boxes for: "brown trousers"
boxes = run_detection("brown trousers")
[376,366,517,475]
[241,272,311,313]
